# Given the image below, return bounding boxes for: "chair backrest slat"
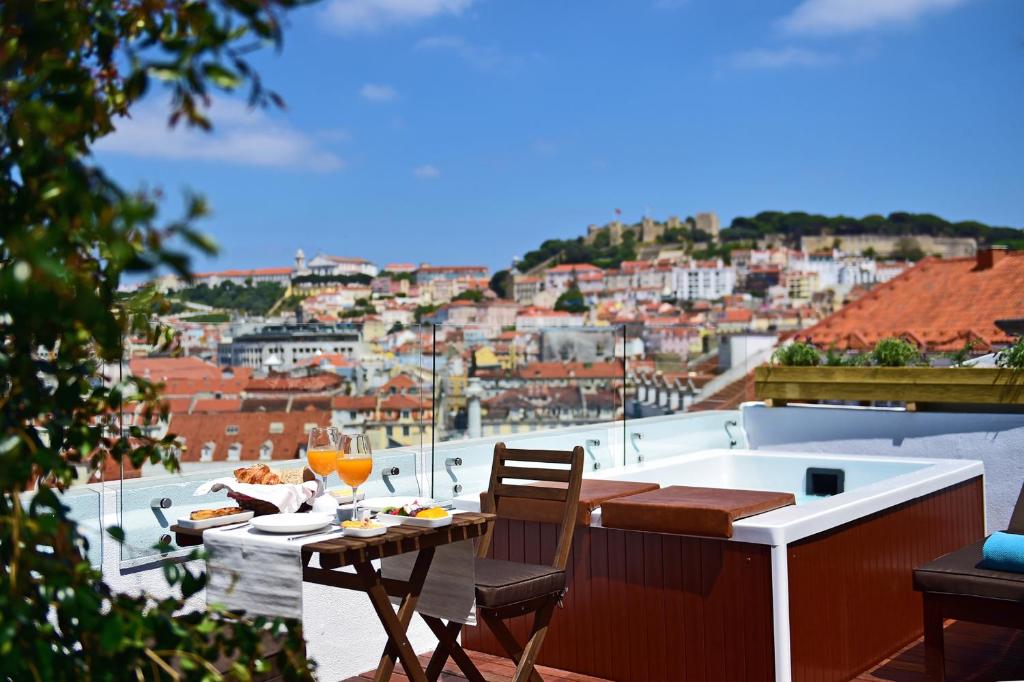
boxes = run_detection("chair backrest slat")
[494,482,569,501]
[495,465,572,484]
[479,442,585,570]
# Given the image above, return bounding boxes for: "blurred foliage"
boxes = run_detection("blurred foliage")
[997,339,1024,370]
[870,338,920,367]
[0,0,316,678]
[771,342,820,367]
[291,272,372,286]
[721,211,1022,247]
[453,289,485,303]
[175,281,285,315]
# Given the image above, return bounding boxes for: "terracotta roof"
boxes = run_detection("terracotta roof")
[721,308,754,323]
[378,374,419,394]
[688,371,757,412]
[794,251,1024,351]
[518,361,623,380]
[331,396,378,410]
[547,263,602,274]
[245,373,345,393]
[169,410,328,463]
[130,356,220,380]
[191,399,243,413]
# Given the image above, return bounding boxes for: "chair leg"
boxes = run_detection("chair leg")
[512,599,557,682]
[923,594,946,682]
[480,610,545,682]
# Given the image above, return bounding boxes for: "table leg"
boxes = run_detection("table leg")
[355,548,435,682]
[422,616,484,682]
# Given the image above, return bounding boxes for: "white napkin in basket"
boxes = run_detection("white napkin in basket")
[194,477,319,513]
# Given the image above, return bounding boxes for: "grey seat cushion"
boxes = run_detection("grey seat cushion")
[474,558,565,608]
[913,538,1024,603]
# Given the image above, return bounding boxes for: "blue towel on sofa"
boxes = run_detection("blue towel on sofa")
[980,531,1024,573]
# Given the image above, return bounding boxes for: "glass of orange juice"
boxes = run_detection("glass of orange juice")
[337,434,372,520]
[307,426,341,506]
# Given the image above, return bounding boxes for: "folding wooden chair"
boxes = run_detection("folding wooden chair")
[423,442,584,682]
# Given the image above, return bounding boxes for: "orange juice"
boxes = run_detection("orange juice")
[307,449,339,477]
[336,456,372,488]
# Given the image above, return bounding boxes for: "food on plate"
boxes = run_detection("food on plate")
[328,487,355,501]
[341,519,384,530]
[190,506,243,521]
[381,502,449,519]
[234,463,281,485]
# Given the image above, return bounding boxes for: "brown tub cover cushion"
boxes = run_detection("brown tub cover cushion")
[474,558,566,608]
[600,485,796,538]
[483,479,660,525]
[914,539,1024,603]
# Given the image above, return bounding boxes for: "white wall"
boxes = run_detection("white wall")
[742,403,1024,533]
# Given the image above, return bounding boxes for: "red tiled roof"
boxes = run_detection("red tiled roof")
[245,373,345,393]
[331,395,378,410]
[518,361,623,380]
[794,252,1024,351]
[192,399,242,413]
[194,267,291,278]
[547,263,601,273]
[169,410,328,463]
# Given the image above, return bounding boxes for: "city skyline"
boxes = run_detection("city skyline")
[96,0,1023,273]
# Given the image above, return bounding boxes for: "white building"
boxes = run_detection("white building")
[303,253,379,278]
[543,263,602,295]
[672,260,736,301]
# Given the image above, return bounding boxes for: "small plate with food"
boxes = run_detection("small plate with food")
[376,503,452,528]
[340,518,387,538]
[251,512,334,534]
[177,507,254,530]
[362,496,435,512]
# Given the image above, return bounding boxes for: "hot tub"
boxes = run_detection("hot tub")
[458,448,984,681]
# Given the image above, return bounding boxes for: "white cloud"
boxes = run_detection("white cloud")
[414,35,523,71]
[322,0,473,33]
[360,83,399,102]
[730,46,838,69]
[413,164,440,179]
[781,0,969,35]
[95,98,343,172]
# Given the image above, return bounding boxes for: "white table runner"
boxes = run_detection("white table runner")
[204,522,477,624]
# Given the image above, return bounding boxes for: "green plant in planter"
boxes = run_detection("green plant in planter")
[997,339,1024,369]
[870,338,920,367]
[824,345,845,367]
[772,342,820,366]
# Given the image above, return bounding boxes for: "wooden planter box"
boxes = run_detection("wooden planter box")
[754,366,1024,406]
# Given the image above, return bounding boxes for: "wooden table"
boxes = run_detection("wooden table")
[171,512,494,682]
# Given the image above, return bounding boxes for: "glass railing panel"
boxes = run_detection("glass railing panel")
[428,424,618,501]
[32,484,105,571]
[622,411,745,466]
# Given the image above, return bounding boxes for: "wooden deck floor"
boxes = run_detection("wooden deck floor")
[344,620,1023,682]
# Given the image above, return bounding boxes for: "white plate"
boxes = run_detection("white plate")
[342,525,388,538]
[362,496,435,512]
[376,512,452,528]
[251,513,334,534]
[176,510,254,530]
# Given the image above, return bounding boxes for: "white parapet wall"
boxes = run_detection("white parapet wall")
[741,402,1024,532]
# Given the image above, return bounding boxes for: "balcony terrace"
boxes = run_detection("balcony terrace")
[50,391,1024,681]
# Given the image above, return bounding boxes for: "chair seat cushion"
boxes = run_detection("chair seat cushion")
[914,538,1024,603]
[474,558,565,608]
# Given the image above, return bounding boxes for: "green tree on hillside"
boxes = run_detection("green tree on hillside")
[554,283,587,313]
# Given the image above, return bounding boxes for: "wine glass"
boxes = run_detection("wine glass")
[307,426,341,507]
[336,434,373,521]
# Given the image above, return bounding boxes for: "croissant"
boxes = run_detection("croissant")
[233,464,281,485]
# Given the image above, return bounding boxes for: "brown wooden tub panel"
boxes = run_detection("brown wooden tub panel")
[461,521,776,682]
[787,476,985,682]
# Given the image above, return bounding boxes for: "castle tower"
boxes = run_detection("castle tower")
[695,212,720,239]
[294,248,306,272]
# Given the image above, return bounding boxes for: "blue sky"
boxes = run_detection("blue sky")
[97,0,1024,274]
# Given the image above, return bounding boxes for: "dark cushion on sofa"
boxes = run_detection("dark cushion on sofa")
[913,539,1024,603]
[474,558,565,608]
